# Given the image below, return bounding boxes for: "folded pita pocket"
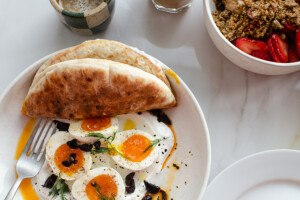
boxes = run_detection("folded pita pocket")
[32,39,170,88]
[23,59,176,119]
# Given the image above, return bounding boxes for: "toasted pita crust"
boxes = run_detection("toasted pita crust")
[32,39,170,88]
[23,59,176,119]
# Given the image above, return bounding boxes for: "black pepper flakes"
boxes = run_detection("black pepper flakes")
[173,163,180,170]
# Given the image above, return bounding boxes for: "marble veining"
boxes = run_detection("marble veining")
[2,0,300,188]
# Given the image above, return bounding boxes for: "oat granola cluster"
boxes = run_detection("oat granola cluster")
[213,0,300,41]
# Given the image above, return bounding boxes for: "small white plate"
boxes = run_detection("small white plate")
[204,150,300,200]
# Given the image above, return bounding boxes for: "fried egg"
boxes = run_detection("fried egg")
[69,117,118,143]
[110,130,159,171]
[46,131,92,180]
[72,167,125,200]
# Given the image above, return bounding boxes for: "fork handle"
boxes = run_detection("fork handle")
[4,177,24,200]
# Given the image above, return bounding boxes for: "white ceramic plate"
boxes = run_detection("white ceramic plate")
[0,50,211,200]
[204,150,300,200]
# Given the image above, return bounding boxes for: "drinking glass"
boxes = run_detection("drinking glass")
[152,0,193,13]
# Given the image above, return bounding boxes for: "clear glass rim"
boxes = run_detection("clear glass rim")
[152,0,192,13]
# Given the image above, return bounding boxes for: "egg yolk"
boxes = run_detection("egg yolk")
[86,175,118,199]
[54,144,84,175]
[121,134,152,162]
[81,117,112,132]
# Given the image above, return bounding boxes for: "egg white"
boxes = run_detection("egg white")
[68,117,118,143]
[36,112,175,200]
[110,130,159,171]
[71,167,125,200]
[46,131,92,180]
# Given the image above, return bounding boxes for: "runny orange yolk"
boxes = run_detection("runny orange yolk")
[81,117,112,132]
[54,144,84,175]
[121,134,152,162]
[86,175,118,199]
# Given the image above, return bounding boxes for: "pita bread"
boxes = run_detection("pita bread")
[23,59,176,119]
[32,39,170,88]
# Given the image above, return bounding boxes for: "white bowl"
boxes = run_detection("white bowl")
[0,50,211,199]
[203,0,300,75]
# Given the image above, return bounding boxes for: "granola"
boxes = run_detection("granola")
[213,0,300,41]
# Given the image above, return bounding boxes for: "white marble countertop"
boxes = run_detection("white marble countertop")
[2,0,300,187]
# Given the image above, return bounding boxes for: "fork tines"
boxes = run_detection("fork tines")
[23,118,57,161]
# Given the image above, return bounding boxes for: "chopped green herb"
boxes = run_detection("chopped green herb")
[88,132,121,156]
[143,139,161,153]
[49,175,69,200]
[87,132,107,140]
[87,131,117,143]
[108,145,125,157]
[107,131,117,142]
[91,147,110,155]
[91,182,116,200]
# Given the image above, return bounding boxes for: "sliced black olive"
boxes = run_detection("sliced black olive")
[158,112,172,125]
[54,120,70,131]
[148,109,172,125]
[62,160,72,167]
[125,172,135,186]
[79,144,93,152]
[161,189,167,200]
[93,141,101,149]
[144,181,160,194]
[42,174,57,188]
[126,184,135,194]
[69,153,77,163]
[142,195,152,200]
[70,153,77,160]
[67,139,78,149]
[149,109,162,118]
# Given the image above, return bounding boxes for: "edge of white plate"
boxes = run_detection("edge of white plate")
[170,70,211,200]
[0,49,211,200]
[206,149,300,194]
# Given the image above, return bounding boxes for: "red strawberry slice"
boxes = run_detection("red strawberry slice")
[267,34,289,63]
[235,38,268,55]
[288,46,299,62]
[296,29,300,58]
[283,22,296,33]
[251,50,271,61]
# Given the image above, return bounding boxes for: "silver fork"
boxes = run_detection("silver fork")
[4,118,57,200]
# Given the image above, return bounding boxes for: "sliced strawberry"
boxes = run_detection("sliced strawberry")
[251,50,271,61]
[296,29,300,58]
[235,38,268,54]
[267,34,289,63]
[288,46,299,62]
[283,22,296,33]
